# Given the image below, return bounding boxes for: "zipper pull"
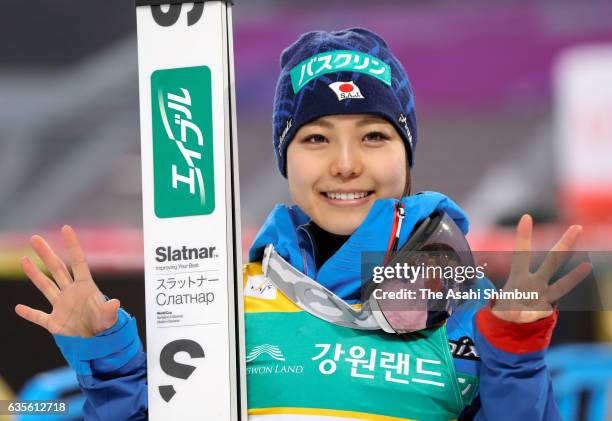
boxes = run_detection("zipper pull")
[395,203,405,244]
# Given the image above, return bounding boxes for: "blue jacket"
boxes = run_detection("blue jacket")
[53,192,561,420]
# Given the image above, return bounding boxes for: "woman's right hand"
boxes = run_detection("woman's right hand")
[15,225,120,338]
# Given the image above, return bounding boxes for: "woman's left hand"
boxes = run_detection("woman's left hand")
[491,214,592,324]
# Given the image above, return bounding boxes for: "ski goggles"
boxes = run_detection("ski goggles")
[261,211,478,334]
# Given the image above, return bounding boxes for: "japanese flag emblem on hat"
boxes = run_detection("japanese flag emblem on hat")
[328,81,365,101]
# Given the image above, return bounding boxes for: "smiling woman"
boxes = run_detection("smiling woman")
[15,27,591,421]
[287,114,408,235]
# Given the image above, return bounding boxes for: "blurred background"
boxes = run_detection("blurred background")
[1,0,612,419]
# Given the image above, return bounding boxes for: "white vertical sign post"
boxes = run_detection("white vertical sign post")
[134,1,246,419]
[555,44,612,223]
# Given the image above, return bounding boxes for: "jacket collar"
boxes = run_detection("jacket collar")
[249,191,469,303]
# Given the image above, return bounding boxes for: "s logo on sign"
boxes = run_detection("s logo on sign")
[151,3,204,27]
[158,339,206,402]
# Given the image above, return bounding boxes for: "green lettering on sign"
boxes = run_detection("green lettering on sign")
[151,66,215,218]
[289,50,391,94]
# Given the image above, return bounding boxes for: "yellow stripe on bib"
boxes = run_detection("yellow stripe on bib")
[248,406,419,421]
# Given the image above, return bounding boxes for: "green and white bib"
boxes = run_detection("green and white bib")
[244,263,469,421]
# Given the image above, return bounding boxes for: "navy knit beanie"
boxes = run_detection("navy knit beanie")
[272,27,417,177]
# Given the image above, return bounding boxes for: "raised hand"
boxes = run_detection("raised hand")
[492,214,593,323]
[15,225,120,337]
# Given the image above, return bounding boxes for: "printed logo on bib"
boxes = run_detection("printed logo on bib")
[312,343,446,388]
[246,343,304,376]
[245,275,277,300]
[246,344,285,362]
[449,336,480,361]
[245,313,465,419]
[328,81,365,101]
[151,66,215,218]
